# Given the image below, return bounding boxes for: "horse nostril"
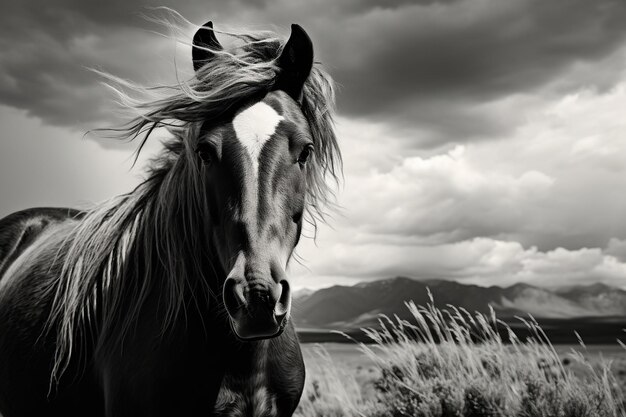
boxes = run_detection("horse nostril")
[274,280,291,318]
[223,277,246,318]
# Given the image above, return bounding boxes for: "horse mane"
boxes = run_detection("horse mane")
[46,12,341,385]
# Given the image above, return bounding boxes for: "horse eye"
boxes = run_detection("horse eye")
[297,145,313,165]
[195,143,214,165]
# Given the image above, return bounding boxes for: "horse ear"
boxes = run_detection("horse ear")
[275,24,314,101]
[192,21,223,72]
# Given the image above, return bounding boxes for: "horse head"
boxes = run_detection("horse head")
[192,22,315,340]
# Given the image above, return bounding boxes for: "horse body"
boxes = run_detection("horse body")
[0,208,304,417]
[0,18,337,417]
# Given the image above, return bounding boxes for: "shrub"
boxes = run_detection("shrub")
[295,296,626,417]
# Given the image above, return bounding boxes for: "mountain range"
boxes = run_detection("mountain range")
[292,277,626,329]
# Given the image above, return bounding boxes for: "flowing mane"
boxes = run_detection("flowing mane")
[46,17,341,384]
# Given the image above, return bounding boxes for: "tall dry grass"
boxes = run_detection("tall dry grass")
[296,293,626,417]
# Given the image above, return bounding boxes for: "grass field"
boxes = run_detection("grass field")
[295,300,626,417]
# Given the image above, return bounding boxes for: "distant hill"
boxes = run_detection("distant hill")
[292,277,626,329]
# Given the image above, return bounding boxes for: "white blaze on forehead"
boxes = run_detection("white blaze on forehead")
[232,102,284,178]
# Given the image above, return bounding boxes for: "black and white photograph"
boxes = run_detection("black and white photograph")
[1,0,626,416]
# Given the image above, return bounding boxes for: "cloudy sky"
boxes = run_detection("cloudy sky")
[2,0,626,290]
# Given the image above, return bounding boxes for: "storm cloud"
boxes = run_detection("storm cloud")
[2,0,626,290]
[3,0,626,140]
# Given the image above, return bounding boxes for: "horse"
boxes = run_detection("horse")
[0,18,340,417]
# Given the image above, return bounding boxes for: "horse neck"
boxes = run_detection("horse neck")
[98,160,227,341]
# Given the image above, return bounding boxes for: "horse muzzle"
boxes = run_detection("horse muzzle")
[223,275,291,341]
